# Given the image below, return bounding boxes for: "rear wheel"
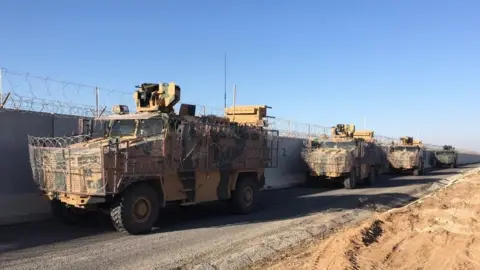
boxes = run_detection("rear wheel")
[419,162,425,175]
[110,184,160,235]
[365,166,376,186]
[344,168,357,189]
[230,176,259,214]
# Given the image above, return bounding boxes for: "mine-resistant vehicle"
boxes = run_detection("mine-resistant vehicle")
[387,136,425,176]
[433,145,457,168]
[27,82,278,235]
[301,124,383,189]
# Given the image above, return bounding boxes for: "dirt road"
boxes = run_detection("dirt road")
[257,167,480,270]
[1,165,478,270]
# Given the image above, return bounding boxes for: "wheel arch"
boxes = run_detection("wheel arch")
[229,170,264,192]
[115,177,165,208]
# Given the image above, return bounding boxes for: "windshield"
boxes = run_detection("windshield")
[436,151,454,155]
[108,119,165,137]
[392,146,418,152]
[314,141,356,149]
[109,120,137,137]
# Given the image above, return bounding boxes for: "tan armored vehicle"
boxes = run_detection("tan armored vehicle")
[387,136,425,176]
[28,82,278,235]
[433,145,457,168]
[302,124,381,189]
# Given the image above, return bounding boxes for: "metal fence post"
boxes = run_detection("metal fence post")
[95,87,99,117]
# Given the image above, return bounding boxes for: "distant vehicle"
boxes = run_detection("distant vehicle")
[387,136,425,176]
[433,145,458,168]
[302,124,383,189]
[27,82,278,235]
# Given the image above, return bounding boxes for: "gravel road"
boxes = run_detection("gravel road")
[1,165,478,270]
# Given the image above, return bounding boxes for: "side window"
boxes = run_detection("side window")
[138,119,164,136]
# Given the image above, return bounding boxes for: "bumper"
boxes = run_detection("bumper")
[45,192,106,207]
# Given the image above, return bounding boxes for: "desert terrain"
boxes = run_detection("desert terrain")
[257,169,480,270]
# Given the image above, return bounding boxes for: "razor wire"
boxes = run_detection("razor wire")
[0,68,129,117]
[0,67,465,152]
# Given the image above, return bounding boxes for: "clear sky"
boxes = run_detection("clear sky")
[1,1,479,150]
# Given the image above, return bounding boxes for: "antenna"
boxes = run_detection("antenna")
[232,84,237,121]
[224,53,227,109]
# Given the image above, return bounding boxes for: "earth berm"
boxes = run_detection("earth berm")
[252,167,480,270]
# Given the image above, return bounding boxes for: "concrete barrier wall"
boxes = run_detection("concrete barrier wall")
[1,109,480,225]
[0,110,83,225]
[264,136,307,189]
[457,152,480,165]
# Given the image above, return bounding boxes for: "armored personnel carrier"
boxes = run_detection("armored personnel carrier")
[27,82,278,235]
[387,136,425,176]
[433,145,457,168]
[302,124,382,189]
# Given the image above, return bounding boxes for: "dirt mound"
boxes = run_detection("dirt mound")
[264,171,480,270]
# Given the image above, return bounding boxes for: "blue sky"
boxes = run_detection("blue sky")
[1,1,479,150]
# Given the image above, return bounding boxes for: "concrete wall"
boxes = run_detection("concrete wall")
[1,109,480,226]
[0,109,84,225]
[264,136,307,189]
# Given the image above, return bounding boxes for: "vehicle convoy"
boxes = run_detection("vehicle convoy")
[387,136,425,176]
[27,82,278,235]
[433,145,458,168]
[301,124,383,189]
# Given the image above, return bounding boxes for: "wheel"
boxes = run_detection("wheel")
[419,162,425,175]
[365,166,376,186]
[110,184,160,235]
[51,199,85,225]
[413,168,419,176]
[343,168,357,189]
[230,176,259,214]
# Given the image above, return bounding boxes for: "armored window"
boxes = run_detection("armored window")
[138,119,164,136]
[109,120,136,137]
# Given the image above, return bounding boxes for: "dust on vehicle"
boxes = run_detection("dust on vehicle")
[301,124,383,189]
[387,136,425,176]
[27,82,279,235]
[433,145,457,168]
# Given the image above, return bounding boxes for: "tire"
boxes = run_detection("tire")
[230,176,259,214]
[343,168,357,189]
[365,166,376,186]
[413,168,419,176]
[110,184,160,235]
[51,199,84,225]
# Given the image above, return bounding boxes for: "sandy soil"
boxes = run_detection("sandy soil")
[261,171,480,270]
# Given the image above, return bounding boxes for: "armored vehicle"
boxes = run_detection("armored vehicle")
[302,124,382,189]
[387,136,425,176]
[433,145,457,168]
[28,82,278,235]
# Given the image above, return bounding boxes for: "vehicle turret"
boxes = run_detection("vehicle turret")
[133,82,180,113]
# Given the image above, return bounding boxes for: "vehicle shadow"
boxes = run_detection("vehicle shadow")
[0,213,114,254]
[0,167,460,254]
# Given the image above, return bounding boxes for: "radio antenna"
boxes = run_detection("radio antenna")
[224,53,227,109]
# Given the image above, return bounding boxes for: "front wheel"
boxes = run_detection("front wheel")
[110,184,160,235]
[230,176,259,214]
